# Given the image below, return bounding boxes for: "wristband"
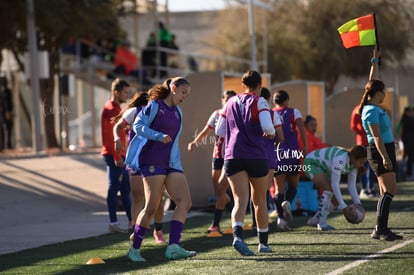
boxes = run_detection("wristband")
[371,57,379,64]
[114,136,120,142]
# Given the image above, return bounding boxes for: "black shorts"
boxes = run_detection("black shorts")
[224,159,268,178]
[367,142,397,177]
[212,158,224,170]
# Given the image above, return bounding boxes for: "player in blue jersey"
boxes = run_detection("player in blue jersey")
[358,47,403,241]
[113,91,166,244]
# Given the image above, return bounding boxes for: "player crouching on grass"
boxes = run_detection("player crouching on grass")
[303,145,367,230]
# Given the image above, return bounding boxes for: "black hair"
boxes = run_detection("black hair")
[111,78,130,93]
[304,115,316,125]
[349,145,367,160]
[260,87,271,100]
[273,90,289,105]
[357,79,385,114]
[241,70,262,90]
[223,89,237,98]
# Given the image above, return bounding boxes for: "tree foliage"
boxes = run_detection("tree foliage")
[203,0,414,95]
[0,0,122,148]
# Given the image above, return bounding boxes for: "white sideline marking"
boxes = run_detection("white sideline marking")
[326,238,414,275]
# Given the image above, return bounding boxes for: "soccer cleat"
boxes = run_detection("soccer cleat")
[317,223,335,231]
[282,201,293,223]
[207,225,221,233]
[108,223,128,234]
[127,247,146,262]
[277,218,291,231]
[307,213,319,227]
[153,229,166,244]
[232,237,254,256]
[371,227,403,241]
[165,243,196,260]
[258,244,273,253]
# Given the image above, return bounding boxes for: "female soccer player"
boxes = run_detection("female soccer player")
[125,77,196,262]
[272,90,308,231]
[216,70,276,256]
[113,91,166,244]
[358,47,403,241]
[304,146,367,230]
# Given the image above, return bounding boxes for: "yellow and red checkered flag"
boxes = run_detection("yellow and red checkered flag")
[337,13,377,49]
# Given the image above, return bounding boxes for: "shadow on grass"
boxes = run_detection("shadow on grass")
[0,214,224,274]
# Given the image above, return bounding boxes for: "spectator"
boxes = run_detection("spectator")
[158,21,172,77]
[168,34,180,69]
[113,41,138,76]
[397,106,414,180]
[109,40,153,88]
[142,32,157,77]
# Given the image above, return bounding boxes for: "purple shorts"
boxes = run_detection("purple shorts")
[140,165,183,177]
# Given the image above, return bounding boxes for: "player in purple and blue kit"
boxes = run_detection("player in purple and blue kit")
[113,91,166,244]
[216,71,276,256]
[272,90,308,231]
[125,77,196,262]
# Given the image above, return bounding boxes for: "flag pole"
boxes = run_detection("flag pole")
[372,12,381,65]
[372,12,380,50]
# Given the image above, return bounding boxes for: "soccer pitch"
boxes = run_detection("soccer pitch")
[1,182,413,274]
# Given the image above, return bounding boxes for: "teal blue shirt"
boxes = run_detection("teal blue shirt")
[362,104,394,144]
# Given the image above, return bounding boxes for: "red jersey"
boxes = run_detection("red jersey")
[298,127,328,153]
[100,100,126,161]
[350,105,368,146]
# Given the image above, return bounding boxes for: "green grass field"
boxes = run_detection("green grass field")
[1,182,413,274]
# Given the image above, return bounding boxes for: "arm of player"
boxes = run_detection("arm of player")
[331,172,347,210]
[257,97,275,137]
[273,112,284,144]
[215,105,227,138]
[188,110,217,151]
[347,169,361,205]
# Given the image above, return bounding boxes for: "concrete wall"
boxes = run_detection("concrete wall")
[180,71,223,208]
